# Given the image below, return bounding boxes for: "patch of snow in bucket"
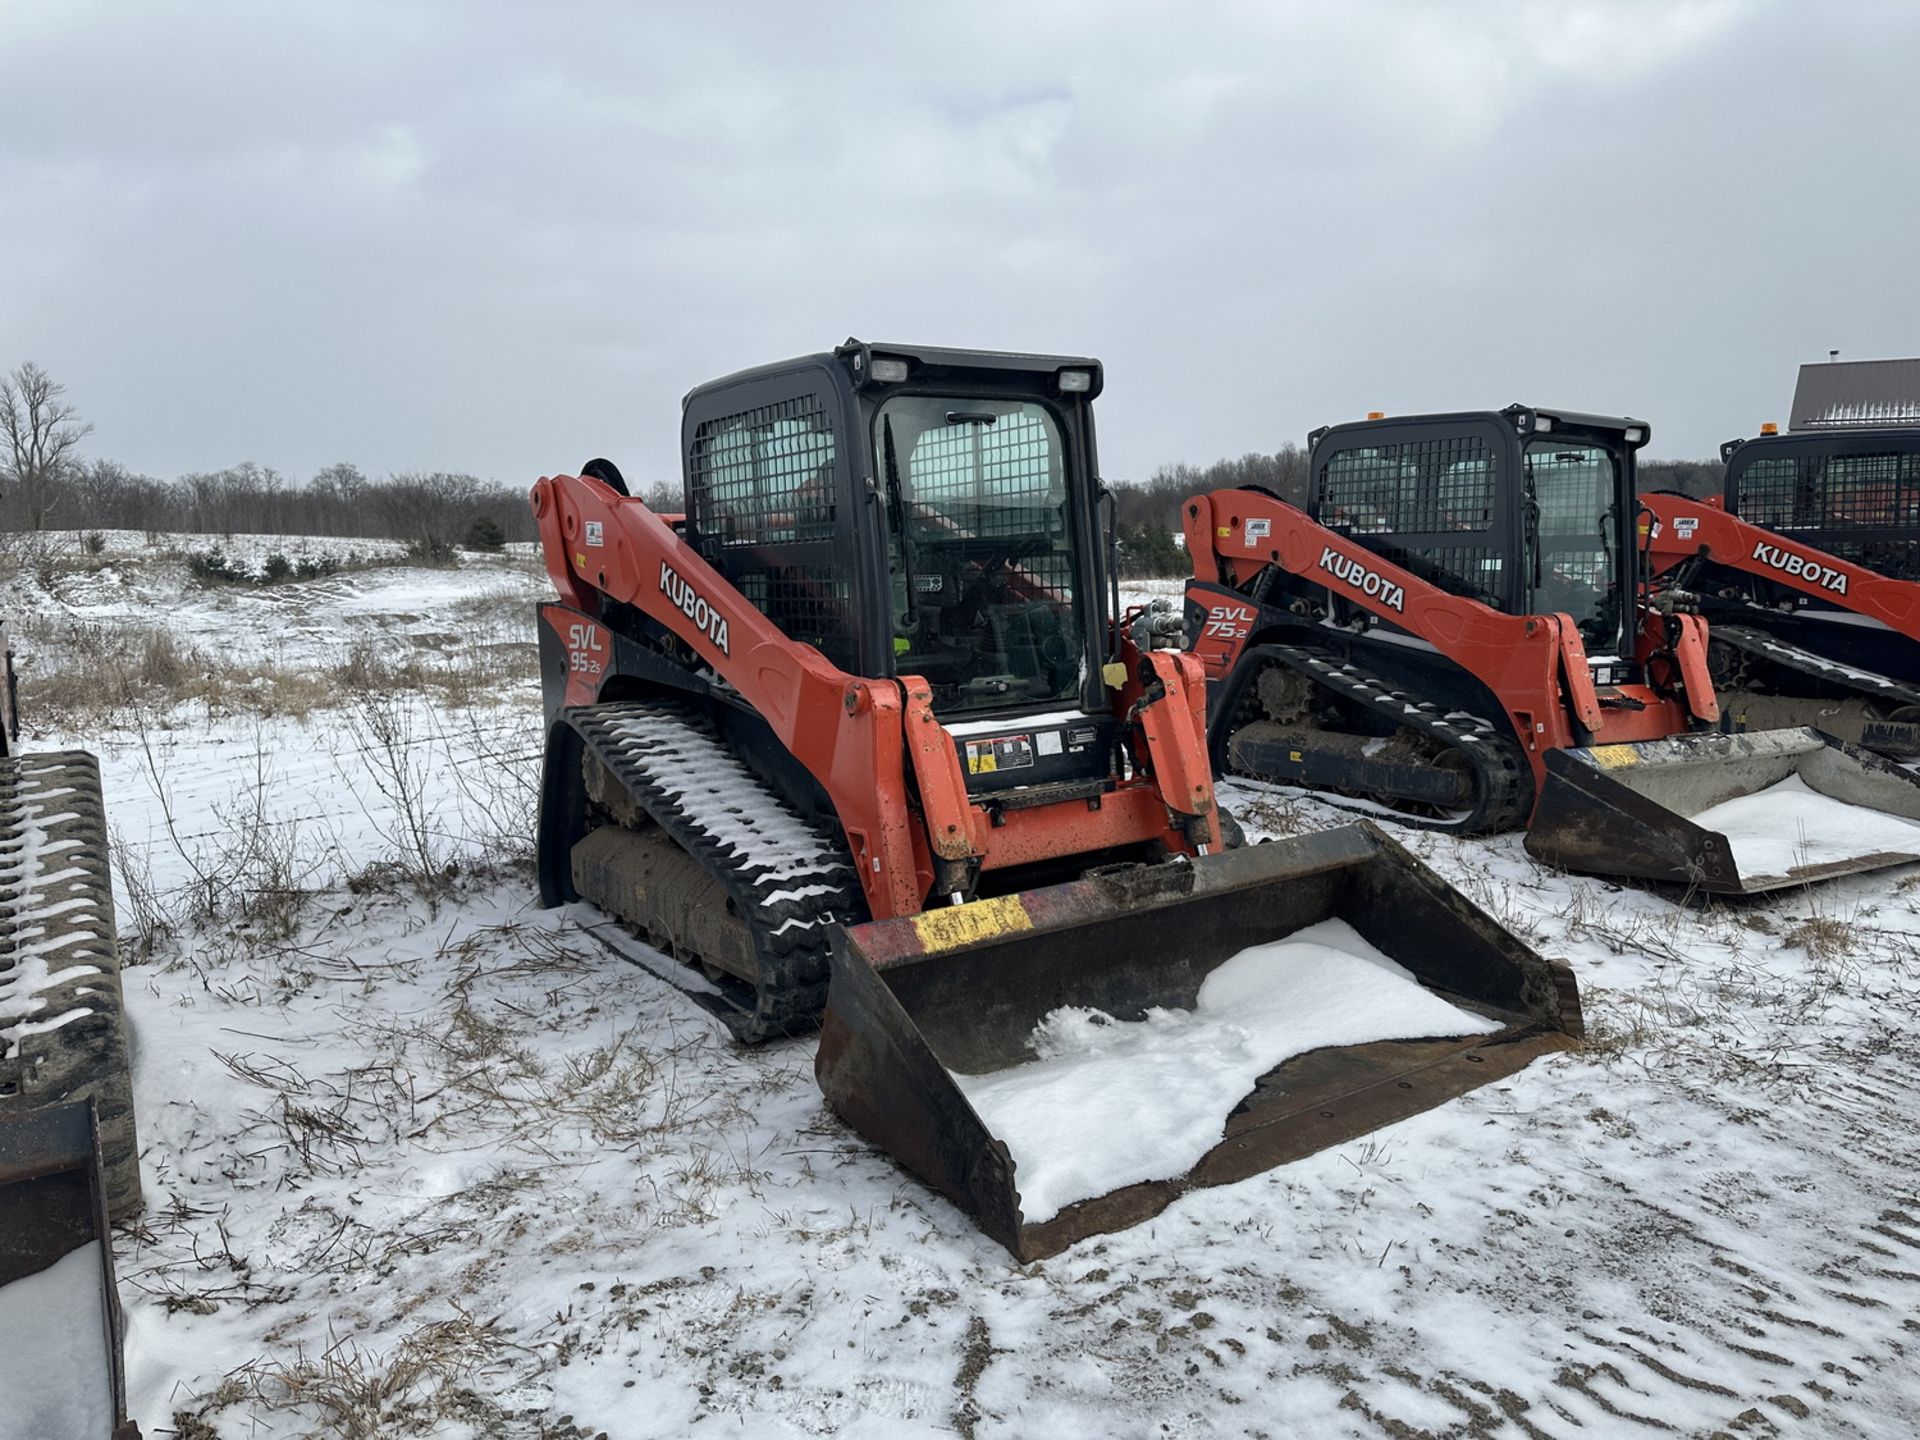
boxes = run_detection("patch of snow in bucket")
[0,1242,112,1440]
[1692,774,1920,879]
[949,919,1501,1225]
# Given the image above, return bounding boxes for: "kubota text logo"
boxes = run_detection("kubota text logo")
[1751,542,1849,596]
[660,562,732,653]
[1318,546,1406,612]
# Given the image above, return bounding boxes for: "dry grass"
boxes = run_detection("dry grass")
[109,820,176,963]
[334,632,535,711]
[12,595,534,731]
[339,684,452,894]
[164,921,758,1203]
[446,574,546,638]
[1783,913,1856,962]
[15,621,536,728]
[109,684,540,973]
[0,531,118,594]
[1422,844,1548,945]
[215,1316,535,1439]
[14,615,336,726]
[1567,884,1909,1097]
[133,727,329,940]
[1224,787,1314,838]
[152,917,768,1436]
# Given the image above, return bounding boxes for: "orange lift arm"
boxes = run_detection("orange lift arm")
[1639,492,1920,642]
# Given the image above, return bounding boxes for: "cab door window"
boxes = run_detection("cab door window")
[1525,441,1621,651]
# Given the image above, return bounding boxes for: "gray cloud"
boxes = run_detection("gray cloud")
[3,0,1915,487]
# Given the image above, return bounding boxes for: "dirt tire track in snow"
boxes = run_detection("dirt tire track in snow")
[952,1314,998,1439]
[1271,1031,1920,1438]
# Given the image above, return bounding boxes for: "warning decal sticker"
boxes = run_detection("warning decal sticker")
[965,735,1036,775]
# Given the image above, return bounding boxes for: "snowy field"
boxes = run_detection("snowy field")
[5,532,1920,1438]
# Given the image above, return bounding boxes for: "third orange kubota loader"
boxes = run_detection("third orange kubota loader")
[1183,405,1920,893]
[1640,421,1920,757]
[527,344,1578,1260]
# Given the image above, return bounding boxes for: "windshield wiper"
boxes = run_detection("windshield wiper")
[945,410,998,426]
[883,414,921,629]
[1522,462,1543,592]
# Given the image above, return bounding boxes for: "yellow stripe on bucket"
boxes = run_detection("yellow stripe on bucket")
[1586,745,1641,769]
[912,895,1034,952]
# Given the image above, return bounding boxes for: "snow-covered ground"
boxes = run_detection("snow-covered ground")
[4,543,1920,1438]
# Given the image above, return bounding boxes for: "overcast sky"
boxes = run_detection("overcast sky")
[3,1,1916,487]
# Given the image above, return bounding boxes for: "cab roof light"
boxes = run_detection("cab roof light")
[1057,369,1092,393]
[1366,410,1385,420]
[870,357,910,383]
[1533,415,1553,432]
[1760,421,1779,435]
[1624,426,1645,443]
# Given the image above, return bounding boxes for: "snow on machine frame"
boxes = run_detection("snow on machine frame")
[529,342,1581,1257]
[1182,407,1920,894]
[0,621,144,1440]
[1640,423,1920,758]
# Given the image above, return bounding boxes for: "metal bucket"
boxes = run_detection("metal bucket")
[0,1101,141,1439]
[815,822,1581,1262]
[1526,728,1920,893]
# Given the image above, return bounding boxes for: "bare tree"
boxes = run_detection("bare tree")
[375,470,483,552]
[0,362,92,530]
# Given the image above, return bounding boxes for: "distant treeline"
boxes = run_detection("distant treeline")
[5,459,540,548]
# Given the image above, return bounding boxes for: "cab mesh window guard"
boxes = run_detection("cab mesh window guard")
[904,410,1059,540]
[1529,447,1613,537]
[1739,450,1920,533]
[1321,436,1496,535]
[689,397,837,549]
[902,409,1073,600]
[1372,543,1507,607]
[1321,436,1499,602]
[736,568,858,670]
[687,396,856,670]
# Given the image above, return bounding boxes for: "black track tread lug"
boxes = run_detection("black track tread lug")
[566,701,867,1043]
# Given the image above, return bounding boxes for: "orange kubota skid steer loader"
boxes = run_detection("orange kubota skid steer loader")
[530,344,1580,1259]
[1641,422,1920,757]
[1184,407,1920,895]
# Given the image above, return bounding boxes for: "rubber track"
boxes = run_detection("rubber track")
[567,702,867,1044]
[1227,645,1534,835]
[0,750,141,1219]
[1712,624,1920,710]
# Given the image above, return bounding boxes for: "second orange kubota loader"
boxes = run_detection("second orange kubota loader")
[1184,405,1920,894]
[1639,420,1920,757]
